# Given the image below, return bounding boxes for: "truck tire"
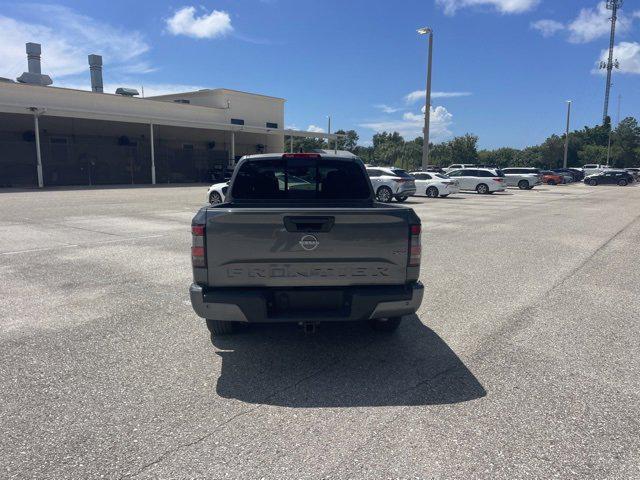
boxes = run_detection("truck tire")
[206,319,235,335]
[209,192,223,204]
[369,316,402,332]
[518,180,529,190]
[376,186,393,203]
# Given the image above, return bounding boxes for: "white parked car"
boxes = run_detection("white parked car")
[444,163,476,173]
[410,171,460,198]
[366,167,417,202]
[207,182,229,204]
[582,164,611,177]
[500,168,543,190]
[446,168,507,194]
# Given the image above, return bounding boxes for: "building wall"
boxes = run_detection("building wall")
[0,112,278,187]
[0,83,292,187]
[149,89,285,153]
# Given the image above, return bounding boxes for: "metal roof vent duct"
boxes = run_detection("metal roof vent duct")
[16,42,52,86]
[88,54,103,93]
[115,87,139,97]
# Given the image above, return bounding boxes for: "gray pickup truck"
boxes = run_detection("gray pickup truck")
[189,153,424,335]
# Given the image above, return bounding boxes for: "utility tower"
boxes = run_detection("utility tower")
[599,0,623,123]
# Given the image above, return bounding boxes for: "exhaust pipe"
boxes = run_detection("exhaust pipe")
[88,54,103,93]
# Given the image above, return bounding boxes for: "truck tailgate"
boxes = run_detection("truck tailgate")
[205,208,411,287]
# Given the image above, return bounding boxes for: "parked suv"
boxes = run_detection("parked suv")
[501,168,542,189]
[366,167,417,202]
[554,168,584,182]
[446,168,507,194]
[540,171,564,185]
[584,170,634,186]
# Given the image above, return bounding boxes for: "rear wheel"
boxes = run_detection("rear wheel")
[547,180,556,186]
[618,179,628,186]
[376,186,393,203]
[368,316,402,332]
[206,319,236,336]
[588,179,598,186]
[426,186,439,198]
[395,195,408,202]
[209,192,223,204]
[518,180,529,190]
[476,183,489,194]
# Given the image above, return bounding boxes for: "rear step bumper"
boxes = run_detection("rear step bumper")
[189,282,424,323]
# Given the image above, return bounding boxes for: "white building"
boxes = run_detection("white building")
[0,43,340,187]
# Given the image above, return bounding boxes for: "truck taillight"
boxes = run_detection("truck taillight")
[191,223,206,267]
[409,224,421,267]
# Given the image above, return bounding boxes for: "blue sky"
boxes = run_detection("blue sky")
[0,0,638,149]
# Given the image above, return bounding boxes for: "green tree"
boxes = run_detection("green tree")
[611,117,640,167]
[577,145,608,165]
[478,147,520,167]
[448,134,479,164]
[334,129,359,151]
[285,135,327,153]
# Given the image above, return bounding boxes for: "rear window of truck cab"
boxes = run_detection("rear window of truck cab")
[231,157,371,200]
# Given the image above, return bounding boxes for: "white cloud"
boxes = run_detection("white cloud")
[531,19,564,37]
[374,104,403,113]
[285,125,299,130]
[568,2,635,44]
[0,5,149,80]
[404,90,472,104]
[595,42,640,75]
[436,0,539,16]
[166,6,233,39]
[306,125,325,133]
[359,105,453,141]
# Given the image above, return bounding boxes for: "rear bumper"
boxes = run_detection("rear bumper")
[189,281,424,323]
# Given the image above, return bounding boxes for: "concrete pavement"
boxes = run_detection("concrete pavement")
[1,183,639,479]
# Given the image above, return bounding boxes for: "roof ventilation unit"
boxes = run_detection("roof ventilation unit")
[16,42,53,86]
[88,54,104,93]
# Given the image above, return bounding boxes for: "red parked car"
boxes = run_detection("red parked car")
[541,171,564,185]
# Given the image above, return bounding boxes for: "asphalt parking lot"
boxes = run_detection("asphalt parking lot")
[2,183,640,479]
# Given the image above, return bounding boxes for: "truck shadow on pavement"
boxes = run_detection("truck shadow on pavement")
[210,315,486,408]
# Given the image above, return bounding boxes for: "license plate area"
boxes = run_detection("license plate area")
[267,288,350,318]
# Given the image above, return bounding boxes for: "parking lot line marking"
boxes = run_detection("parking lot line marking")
[0,234,166,256]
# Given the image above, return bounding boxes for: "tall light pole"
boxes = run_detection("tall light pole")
[563,100,572,169]
[418,27,433,170]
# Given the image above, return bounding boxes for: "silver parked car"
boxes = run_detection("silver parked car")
[501,168,543,190]
[366,167,417,203]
